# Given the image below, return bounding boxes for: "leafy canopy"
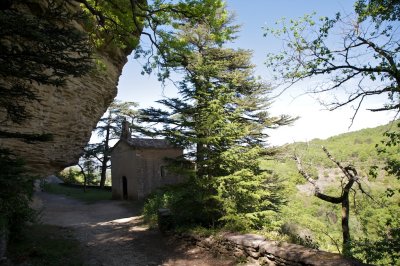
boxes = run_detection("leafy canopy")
[140,7,293,230]
[264,0,400,122]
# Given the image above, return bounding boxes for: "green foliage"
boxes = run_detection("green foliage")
[261,124,393,190]
[44,183,111,203]
[355,0,400,22]
[58,167,85,185]
[213,167,285,232]
[141,9,292,232]
[7,224,84,266]
[84,100,139,188]
[280,194,344,252]
[350,189,400,265]
[0,149,37,234]
[81,0,145,49]
[78,155,100,186]
[347,122,400,265]
[286,124,395,177]
[376,122,400,181]
[143,182,210,227]
[280,221,320,250]
[143,172,285,232]
[134,0,237,79]
[352,231,400,266]
[261,158,303,186]
[262,122,400,263]
[79,0,232,61]
[264,3,400,113]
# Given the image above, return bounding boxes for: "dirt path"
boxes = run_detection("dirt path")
[33,191,236,266]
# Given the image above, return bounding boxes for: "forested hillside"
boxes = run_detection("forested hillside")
[261,121,400,265]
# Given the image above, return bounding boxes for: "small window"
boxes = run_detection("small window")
[160,166,167,178]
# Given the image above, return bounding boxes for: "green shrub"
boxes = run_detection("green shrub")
[352,223,400,265]
[58,166,99,185]
[0,149,37,235]
[143,181,209,228]
[57,167,83,185]
[143,191,169,226]
[213,170,285,232]
[143,168,286,233]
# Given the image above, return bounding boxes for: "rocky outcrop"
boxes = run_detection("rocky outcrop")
[0,0,139,175]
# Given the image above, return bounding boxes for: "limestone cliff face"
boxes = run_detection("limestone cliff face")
[0,1,138,176]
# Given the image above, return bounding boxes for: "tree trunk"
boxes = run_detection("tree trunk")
[295,149,359,256]
[99,156,108,188]
[83,173,87,193]
[341,170,355,256]
[78,163,87,192]
[99,123,110,188]
[99,160,108,188]
[342,194,351,255]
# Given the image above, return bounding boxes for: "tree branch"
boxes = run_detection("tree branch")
[294,155,343,203]
[73,0,106,26]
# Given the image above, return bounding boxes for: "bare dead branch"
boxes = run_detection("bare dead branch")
[322,146,354,181]
[294,155,343,203]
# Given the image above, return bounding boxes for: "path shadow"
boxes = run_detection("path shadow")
[81,217,235,266]
[34,191,235,266]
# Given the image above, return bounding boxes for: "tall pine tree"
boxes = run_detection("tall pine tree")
[84,100,139,188]
[141,12,294,230]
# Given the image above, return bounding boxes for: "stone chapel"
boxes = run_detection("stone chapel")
[110,121,185,200]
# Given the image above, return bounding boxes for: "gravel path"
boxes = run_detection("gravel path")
[33,191,235,266]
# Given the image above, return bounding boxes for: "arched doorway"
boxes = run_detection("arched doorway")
[122,176,128,200]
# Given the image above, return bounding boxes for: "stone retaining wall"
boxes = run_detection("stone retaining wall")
[176,232,369,266]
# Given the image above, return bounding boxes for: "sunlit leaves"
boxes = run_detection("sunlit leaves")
[139,11,292,230]
[80,0,144,49]
[356,0,400,23]
[264,4,400,114]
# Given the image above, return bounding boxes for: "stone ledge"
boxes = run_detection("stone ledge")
[176,232,370,266]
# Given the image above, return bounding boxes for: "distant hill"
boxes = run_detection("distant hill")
[271,121,398,179]
[260,120,400,261]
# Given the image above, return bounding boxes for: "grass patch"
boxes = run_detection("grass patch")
[7,224,84,266]
[44,183,112,203]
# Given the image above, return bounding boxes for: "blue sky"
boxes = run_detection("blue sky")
[115,0,396,146]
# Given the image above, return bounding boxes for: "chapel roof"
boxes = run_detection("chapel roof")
[123,138,178,149]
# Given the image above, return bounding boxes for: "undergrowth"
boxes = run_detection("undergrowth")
[7,224,83,266]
